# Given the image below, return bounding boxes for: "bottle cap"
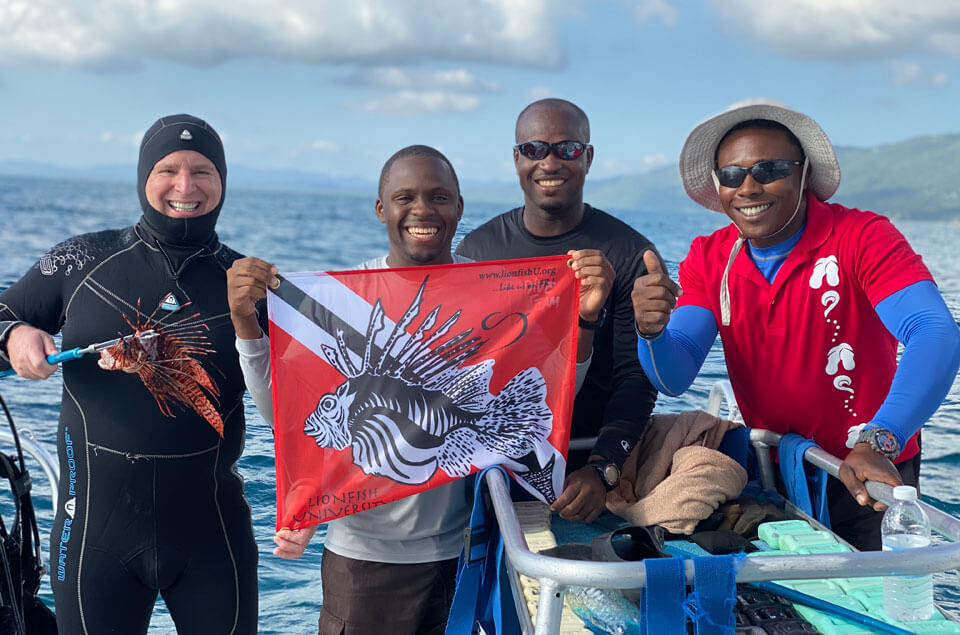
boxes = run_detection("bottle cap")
[893,485,917,501]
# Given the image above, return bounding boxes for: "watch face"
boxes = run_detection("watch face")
[875,430,898,454]
[602,464,619,486]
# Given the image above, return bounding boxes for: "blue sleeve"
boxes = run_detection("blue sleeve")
[869,280,960,449]
[636,305,718,397]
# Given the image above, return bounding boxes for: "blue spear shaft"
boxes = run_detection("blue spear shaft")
[0,331,154,378]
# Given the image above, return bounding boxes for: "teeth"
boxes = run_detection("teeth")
[739,203,772,216]
[537,179,564,187]
[406,227,439,238]
[169,201,200,211]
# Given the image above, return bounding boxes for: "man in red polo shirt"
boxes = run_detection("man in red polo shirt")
[632,101,960,550]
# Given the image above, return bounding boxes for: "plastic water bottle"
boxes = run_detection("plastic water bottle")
[881,485,934,621]
[565,586,641,634]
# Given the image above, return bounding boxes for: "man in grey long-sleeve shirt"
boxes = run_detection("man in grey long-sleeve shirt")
[227,145,609,634]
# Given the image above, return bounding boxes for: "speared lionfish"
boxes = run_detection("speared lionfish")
[97,300,224,436]
[304,277,555,497]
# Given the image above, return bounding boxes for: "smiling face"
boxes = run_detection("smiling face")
[376,155,463,267]
[145,150,222,218]
[514,103,593,220]
[715,127,807,248]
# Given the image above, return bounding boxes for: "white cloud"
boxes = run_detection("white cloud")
[890,61,948,86]
[525,85,556,101]
[640,153,670,169]
[98,131,143,147]
[355,90,481,114]
[726,97,790,111]
[339,67,498,115]
[711,1,960,60]
[600,153,669,175]
[312,139,340,152]
[0,0,561,70]
[633,0,676,28]
[338,67,500,92]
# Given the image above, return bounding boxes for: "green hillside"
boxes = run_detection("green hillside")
[584,164,692,213]
[478,133,960,221]
[833,134,960,220]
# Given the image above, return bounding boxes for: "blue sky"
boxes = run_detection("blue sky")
[1,0,959,183]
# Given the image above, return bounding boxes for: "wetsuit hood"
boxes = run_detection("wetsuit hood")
[136,114,226,249]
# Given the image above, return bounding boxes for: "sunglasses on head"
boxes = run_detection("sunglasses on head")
[715,160,803,188]
[515,140,591,161]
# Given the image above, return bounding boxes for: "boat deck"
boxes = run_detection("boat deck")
[491,381,960,633]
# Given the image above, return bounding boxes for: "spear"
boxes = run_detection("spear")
[0,330,155,378]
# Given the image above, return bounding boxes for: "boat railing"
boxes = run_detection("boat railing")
[0,426,60,514]
[489,380,960,634]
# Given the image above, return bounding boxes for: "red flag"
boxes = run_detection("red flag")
[268,256,578,530]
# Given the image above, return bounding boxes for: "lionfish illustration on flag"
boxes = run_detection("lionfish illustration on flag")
[268,256,578,530]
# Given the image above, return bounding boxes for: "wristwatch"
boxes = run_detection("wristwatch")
[578,307,607,331]
[855,427,901,461]
[586,459,620,491]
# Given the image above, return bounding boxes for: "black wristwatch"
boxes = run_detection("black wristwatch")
[855,427,901,461]
[578,307,607,331]
[586,459,620,491]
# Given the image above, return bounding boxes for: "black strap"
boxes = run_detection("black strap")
[0,393,48,634]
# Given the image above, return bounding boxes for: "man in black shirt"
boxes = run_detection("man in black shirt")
[456,98,660,522]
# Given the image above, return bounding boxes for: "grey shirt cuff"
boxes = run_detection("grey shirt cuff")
[236,334,274,427]
[574,353,591,395]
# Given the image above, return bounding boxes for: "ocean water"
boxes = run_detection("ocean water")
[0,174,958,632]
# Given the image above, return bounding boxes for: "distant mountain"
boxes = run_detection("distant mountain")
[832,134,960,220]
[226,165,370,194]
[0,160,132,184]
[471,133,960,221]
[2,132,958,220]
[0,160,373,194]
[459,164,691,210]
[583,164,692,214]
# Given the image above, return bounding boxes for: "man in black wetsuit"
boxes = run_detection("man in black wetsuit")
[456,98,660,522]
[0,114,262,634]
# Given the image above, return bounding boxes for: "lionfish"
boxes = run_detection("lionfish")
[304,277,555,496]
[97,301,224,436]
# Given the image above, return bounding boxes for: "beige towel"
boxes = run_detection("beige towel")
[606,410,747,534]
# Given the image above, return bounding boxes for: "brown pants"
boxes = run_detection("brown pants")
[318,549,458,635]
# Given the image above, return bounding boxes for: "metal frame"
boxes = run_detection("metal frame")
[490,380,960,634]
[5,383,959,632]
[0,426,59,514]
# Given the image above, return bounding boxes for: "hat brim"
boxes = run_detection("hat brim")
[679,103,841,212]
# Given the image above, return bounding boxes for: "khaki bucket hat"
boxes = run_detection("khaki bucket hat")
[679,100,841,212]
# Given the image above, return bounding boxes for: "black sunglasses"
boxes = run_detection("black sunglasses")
[715,160,802,188]
[515,140,591,161]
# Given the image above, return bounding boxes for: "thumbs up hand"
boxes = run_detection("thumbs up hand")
[631,250,682,337]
